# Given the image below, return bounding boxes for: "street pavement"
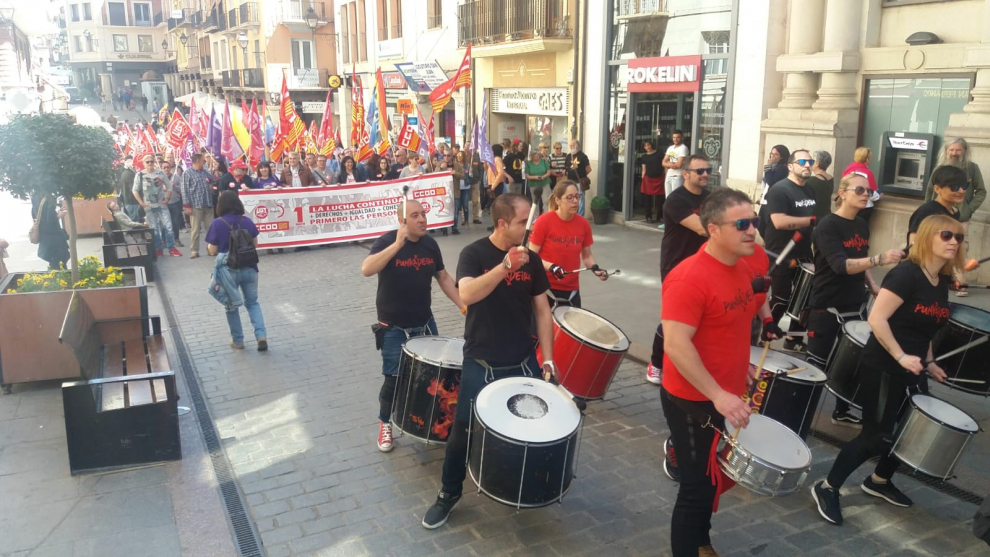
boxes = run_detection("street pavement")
[150,218,986,556]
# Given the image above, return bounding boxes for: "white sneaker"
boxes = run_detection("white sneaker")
[646,363,662,385]
[377,422,394,452]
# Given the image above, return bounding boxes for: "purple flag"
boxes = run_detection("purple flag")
[206,105,222,157]
[478,96,494,173]
[180,135,196,167]
[470,117,478,152]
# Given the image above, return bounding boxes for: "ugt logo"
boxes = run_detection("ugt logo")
[254,205,269,219]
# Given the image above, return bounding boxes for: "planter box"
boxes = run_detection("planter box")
[0,267,148,389]
[70,198,110,236]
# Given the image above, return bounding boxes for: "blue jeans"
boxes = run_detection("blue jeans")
[379,317,438,422]
[124,204,142,222]
[578,191,586,216]
[225,268,267,344]
[145,205,174,250]
[457,189,470,226]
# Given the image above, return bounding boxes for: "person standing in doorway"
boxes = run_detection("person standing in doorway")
[662,130,689,199]
[641,140,665,227]
[565,139,592,216]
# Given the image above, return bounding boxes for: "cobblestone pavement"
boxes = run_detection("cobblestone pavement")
[157,226,987,557]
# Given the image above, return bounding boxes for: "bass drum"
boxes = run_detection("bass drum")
[468,377,582,508]
[891,395,980,480]
[391,336,464,444]
[747,347,826,439]
[932,304,990,396]
[538,306,630,400]
[825,320,871,409]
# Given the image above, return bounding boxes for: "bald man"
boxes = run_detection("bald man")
[361,200,464,452]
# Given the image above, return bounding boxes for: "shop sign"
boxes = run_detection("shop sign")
[397,98,414,114]
[395,61,448,93]
[377,38,403,60]
[491,87,569,116]
[625,55,702,93]
[301,102,325,114]
[383,72,406,89]
[888,136,929,151]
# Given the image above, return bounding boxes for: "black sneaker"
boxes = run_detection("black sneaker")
[831,410,863,429]
[783,337,807,353]
[811,481,843,525]
[422,491,461,529]
[663,437,680,482]
[473,219,482,224]
[451,229,460,235]
[442,229,449,236]
[861,476,912,508]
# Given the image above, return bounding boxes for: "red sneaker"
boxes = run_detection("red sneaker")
[377,422,394,452]
[646,363,662,385]
[156,249,163,257]
[169,248,182,257]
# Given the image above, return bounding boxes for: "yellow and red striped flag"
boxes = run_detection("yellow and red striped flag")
[428,43,471,113]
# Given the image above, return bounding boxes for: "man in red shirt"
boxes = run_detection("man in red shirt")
[659,187,774,557]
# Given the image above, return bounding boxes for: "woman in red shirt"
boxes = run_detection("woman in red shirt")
[528,180,607,307]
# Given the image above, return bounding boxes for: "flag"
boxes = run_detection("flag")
[470,117,478,152]
[350,64,365,148]
[306,120,319,154]
[429,44,472,113]
[396,115,423,153]
[165,109,191,149]
[416,107,435,158]
[145,123,160,153]
[189,97,201,139]
[241,99,252,133]
[333,128,343,155]
[231,106,251,156]
[478,95,494,172]
[371,67,391,155]
[197,106,209,141]
[133,126,155,170]
[317,88,335,156]
[279,74,306,150]
[221,101,245,161]
[249,98,264,169]
[180,134,196,166]
[206,105,222,157]
[158,105,169,126]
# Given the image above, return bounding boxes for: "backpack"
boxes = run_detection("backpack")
[224,217,259,269]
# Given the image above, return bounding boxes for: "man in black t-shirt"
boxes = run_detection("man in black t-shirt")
[361,200,464,453]
[907,165,967,247]
[566,139,592,216]
[502,140,524,191]
[386,149,409,180]
[422,193,555,530]
[764,149,817,351]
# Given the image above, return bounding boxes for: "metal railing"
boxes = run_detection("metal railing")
[228,8,237,28]
[202,12,219,31]
[457,0,570,47]
[617,0,667,17]
[237,3,259,26]
[282,0,329,22]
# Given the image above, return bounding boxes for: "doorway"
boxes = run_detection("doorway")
[628,92,693,221]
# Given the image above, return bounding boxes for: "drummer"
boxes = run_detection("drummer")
[422,193,556,529]
[528,179,607,308]
[361,200,464,453]
[807,172,903,428]
[660,188,775,557]
[812,215,956,526]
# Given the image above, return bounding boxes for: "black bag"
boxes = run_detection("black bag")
[371,323,390,351]
[224,217,259,269]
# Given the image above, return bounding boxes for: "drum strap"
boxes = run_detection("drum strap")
[827,306,866,322]
[476,357,535,383]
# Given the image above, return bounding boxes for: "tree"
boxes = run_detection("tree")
[0,114,117,282]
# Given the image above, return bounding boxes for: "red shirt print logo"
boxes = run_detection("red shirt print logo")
[723,288,754,313]
[914,301,950,322]
[395,255,435,271]
[843,234,869,251]
[504,270,532,286]
[547,233,581,247]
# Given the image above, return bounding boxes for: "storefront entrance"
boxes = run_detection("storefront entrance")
[629,93,694,220]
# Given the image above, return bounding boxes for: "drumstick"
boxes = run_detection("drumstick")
[964,255,990,272]
[924,335,989,365]
[735,342,770,439]
[519,201,539,251]
[945,377,987,384]
[783,367,807,376]
[566,267,621,276]
[400,185,410,224]
[768,231,803,275]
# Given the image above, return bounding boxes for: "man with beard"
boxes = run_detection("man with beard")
[566,139,592,216]
[924,138,985,297]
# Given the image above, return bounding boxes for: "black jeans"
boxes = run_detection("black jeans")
[548,288,581,308]
[167,203,184,240]
[826,366,911,488]
[806,306,861,415]
[651,323,664,368]
[644,193,665,221]
[440,356,535,497]
[661,387,719,556]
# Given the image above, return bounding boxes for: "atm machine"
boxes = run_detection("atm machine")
[878,131,937,197]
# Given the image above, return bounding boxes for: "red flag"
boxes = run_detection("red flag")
[396,116,423,152]
[133,127,155,170]
[317,88,335,156]
[417,108,436,156]
[372,67,391,155]
[249,98,264,168]
[429,44,472,113]
[241,99,252,133]
[307,120,319,154]
[279,74,306,149]
[165,109,191,149]
[350,63,365,148]
[145,123,160,153]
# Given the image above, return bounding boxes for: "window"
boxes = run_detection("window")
[340,6,350,63]
[70,4,79,22]
[138,35,154,53]
[291,39,314,70]
[254,39,260,67]
[108,2,127,25]
[231,44,238,69]
[73,35,82,52]
[134,3,152,26]
[113,35,128,52]
[427,0,442,29]
[82,3,91,20]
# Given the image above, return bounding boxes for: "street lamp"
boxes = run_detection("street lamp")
[161,39,168,50]
[179,33,187,46]
[304,7,319,30]
[237,31,248,51]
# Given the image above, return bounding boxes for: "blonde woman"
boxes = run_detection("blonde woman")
[841,147,880,221]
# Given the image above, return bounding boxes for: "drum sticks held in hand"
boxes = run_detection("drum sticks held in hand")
[964,255,990,272]
[736,342,771,439]
[519,201,539,251]
[924,334,990,365]
[400,185,410,224]
[566,266,621,277]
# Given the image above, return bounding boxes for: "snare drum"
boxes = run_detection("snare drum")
[825,320,872,409]
[785,263,815,323]
[747,347,826,439]
[537,306,630,400]
[891,395,979,480]
[391,336,464,444]
[717,414,812,497]
[931,304,990,396]
[468,377,582,508]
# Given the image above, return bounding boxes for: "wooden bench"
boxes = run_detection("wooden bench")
[59,291,180,474]
[101,217,156,281]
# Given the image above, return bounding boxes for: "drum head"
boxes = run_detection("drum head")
[403,336,465,368]
[911,395,979,433]
[949,303,990,333]
[842,320,871,346]
[749,347,826,383]
[554,306,630,352]
[475,377,581,444]
[728,414,811,469]
[800,262,815,274]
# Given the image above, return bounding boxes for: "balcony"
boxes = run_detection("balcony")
[202,12,219,31]
[222,68,264,89]
[227,8,237,30]
[457,0,571,55]
[617,0,669,19]
[279,1,330,33]
[287,67,328,89]
[233,3,259,29]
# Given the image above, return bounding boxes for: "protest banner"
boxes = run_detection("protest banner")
[239,172,455,248]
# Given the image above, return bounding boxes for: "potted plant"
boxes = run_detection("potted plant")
[0,257,148,392]
[0,113,117,283]
[590,196,611,225]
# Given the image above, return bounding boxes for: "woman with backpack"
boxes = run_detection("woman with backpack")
[206,191,268,351]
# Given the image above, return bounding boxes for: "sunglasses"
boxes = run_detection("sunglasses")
[944,183,970,192]
[725,217,759,231]
[842,186,870,196]
[939,230,965,243]
[689,168,712,175]
[794,159,814,166]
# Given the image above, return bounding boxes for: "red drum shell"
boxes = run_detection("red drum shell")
[537,306,630,400]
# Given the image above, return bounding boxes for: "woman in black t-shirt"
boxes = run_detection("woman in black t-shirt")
[907,165,969,295]
[813,214,960,526]
[807,173,903,425]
